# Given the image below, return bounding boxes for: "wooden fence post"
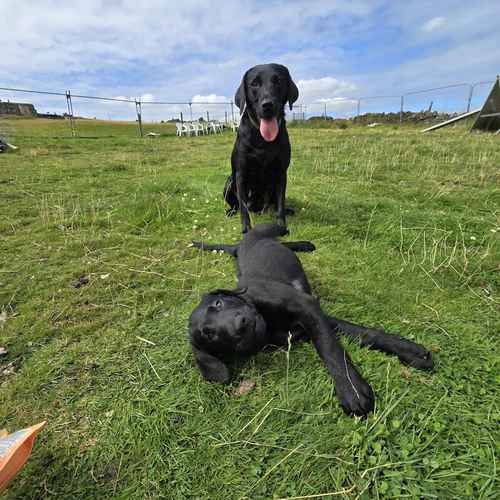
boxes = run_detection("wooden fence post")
[135,100,143,137]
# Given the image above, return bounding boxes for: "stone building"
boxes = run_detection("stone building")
[0,100,37,116]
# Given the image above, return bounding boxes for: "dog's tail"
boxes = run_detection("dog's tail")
[191,241,239,257]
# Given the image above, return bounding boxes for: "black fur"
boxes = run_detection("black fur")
[224,64,299,233]
[189,225,433,417]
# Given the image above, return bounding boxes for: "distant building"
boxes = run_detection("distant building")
[0,100,37,116]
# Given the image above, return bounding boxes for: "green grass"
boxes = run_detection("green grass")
[1,118,499,499]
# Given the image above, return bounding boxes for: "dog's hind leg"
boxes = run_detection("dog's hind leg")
[328,316,433,370]
[282,241,316,253]
[191,241,239,257]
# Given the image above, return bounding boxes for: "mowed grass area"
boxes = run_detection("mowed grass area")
[0,118,498,499]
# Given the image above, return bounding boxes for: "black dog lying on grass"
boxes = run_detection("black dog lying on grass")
[189,224,433,417]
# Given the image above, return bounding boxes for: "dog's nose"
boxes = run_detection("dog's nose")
[262,100,273,111]
[202,326,216,339]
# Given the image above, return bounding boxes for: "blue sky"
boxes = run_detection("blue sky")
[1,0,499,120]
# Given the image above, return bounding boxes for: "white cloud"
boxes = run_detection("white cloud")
[191,94,229,104]
[0,0,373,85]
[190,95,232,121]
[297,77,357,102]
[421,17,446,33]
[1,0,498,118]
[290,77,358,117]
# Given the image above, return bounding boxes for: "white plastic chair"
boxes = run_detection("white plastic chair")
[188,123,198,136]
[231,118,240,132]
[176,122,190,137]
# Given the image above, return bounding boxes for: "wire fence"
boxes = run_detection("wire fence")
[292,81,495,122]
[0,79,496,138]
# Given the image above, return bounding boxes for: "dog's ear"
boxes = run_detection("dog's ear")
[286,70,299,111]
[234,70,249,114]
[191,343,230,383]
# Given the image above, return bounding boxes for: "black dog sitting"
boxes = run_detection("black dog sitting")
[224,63,299,233]
[189,224,433,417]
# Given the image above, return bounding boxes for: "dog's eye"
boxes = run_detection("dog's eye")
[250,78,261,87]
[271,76,280,85]
[214,299,223,309]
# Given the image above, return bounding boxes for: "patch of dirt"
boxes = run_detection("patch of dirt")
[1,358,22,383]
[233,379,256,396]
[79,300,99,310]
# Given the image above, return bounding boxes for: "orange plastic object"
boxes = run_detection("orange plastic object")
[0,422,46,492]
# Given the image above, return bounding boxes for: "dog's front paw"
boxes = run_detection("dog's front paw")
[336,368,374,417]
[396,339,433,370]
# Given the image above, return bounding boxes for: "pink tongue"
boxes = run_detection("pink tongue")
[259,117,278,142]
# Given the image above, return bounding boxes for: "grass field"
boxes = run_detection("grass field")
[1,118,499,499]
